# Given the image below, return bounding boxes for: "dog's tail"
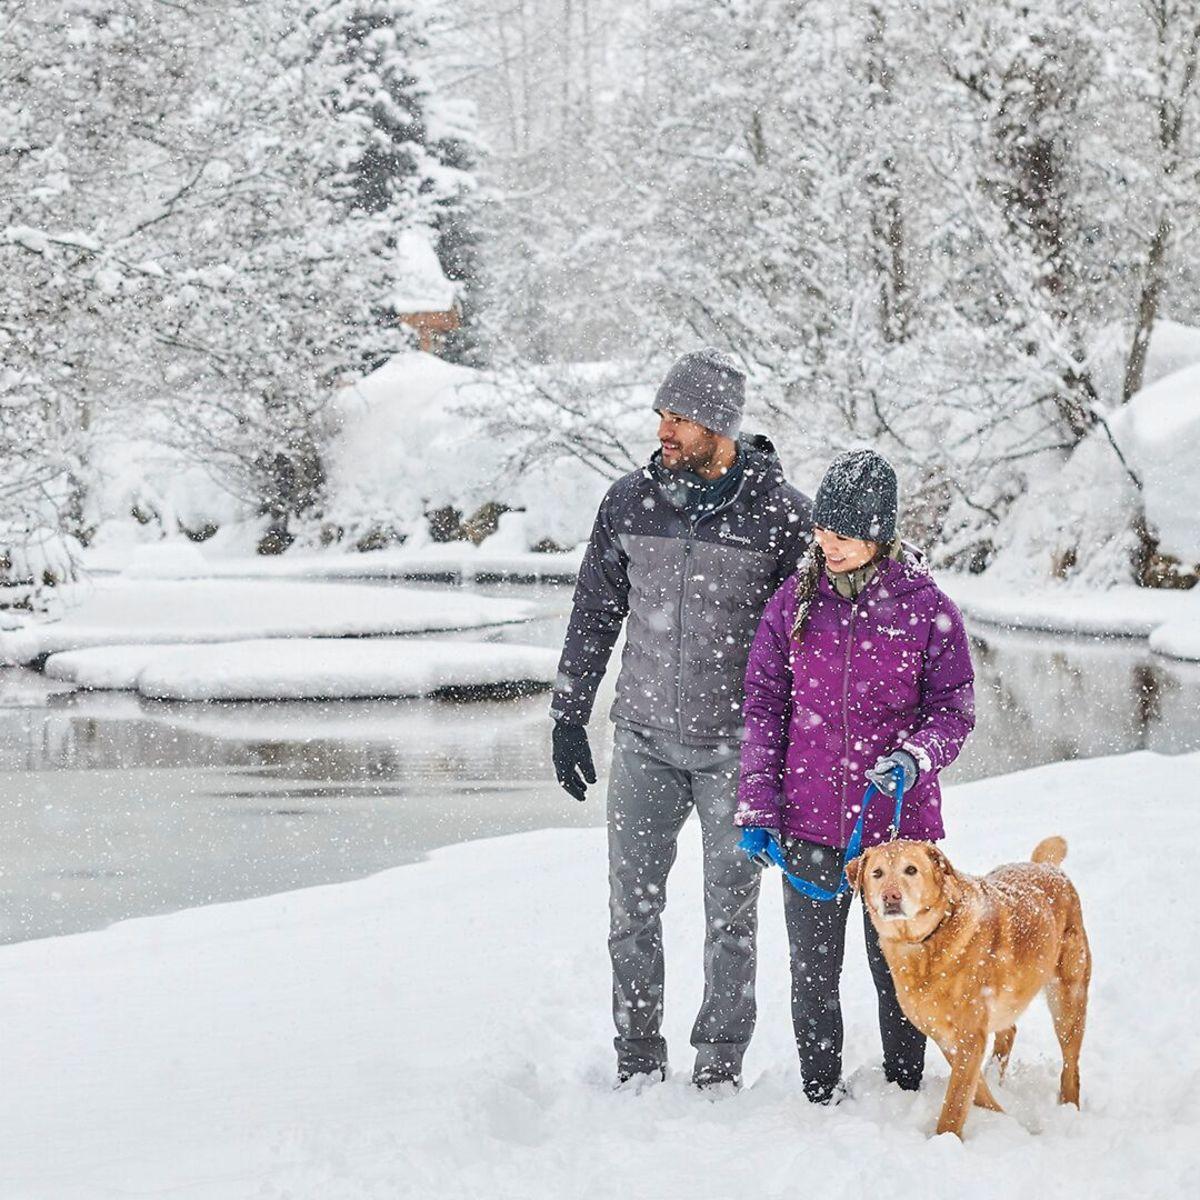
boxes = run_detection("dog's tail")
[1032,835,1067,867]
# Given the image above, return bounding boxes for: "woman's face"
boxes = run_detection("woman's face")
[814,526,878,573]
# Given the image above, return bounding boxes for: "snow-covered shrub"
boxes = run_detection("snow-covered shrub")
[322,352,653,551]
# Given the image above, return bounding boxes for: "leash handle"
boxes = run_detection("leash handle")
[759,766,906,902]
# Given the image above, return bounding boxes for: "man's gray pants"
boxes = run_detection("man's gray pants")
[607,726,760,1079]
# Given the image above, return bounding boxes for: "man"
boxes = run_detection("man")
[550,348,812,1089]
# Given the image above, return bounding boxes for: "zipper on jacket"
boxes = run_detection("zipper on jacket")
[676,527,694,740]
[838,600,859,848]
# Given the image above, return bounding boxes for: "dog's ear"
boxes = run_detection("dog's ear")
[924,844,958,884]
[844,851,868,893]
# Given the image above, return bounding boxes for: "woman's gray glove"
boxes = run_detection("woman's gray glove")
[552,719,596,802]
[865,750,918,796]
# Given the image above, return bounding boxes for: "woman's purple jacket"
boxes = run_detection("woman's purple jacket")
[735,554,975,849]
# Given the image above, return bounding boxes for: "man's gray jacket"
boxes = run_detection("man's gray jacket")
[551,435,813,746]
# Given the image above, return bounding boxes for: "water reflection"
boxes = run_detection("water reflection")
[958,626,1200,780]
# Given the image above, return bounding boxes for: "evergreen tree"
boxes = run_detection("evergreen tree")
[305,0,481,364]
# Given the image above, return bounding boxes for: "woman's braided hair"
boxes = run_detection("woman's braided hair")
[789,541,826,642]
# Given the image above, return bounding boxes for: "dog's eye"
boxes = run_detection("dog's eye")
[903,865,918,876]
[871,868,884,879]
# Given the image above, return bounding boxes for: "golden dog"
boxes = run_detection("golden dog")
[846,836,1091,1138]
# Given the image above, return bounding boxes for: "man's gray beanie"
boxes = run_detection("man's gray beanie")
[813,449,898,543]
[653,348,745,439]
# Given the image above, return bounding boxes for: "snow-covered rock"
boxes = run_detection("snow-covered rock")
[1089,317,1200,399]
[44,638,559,701]
[987,341,1200,585]
[1133,317,1200,388]
[1111,361,1200,565]
[0,751,1194,1196]
[42,642,179,690]
[983,427,1140,588]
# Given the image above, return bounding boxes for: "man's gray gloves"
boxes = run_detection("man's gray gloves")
[865,749,919,796]
[552,719,596,802]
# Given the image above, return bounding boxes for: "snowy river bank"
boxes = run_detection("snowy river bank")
[2,579,1200,945]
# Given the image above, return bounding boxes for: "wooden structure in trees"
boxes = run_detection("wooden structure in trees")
[392,228,460,356]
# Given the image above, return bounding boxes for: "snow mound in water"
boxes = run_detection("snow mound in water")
[44,638,559,701]
[1148,588,1200,661]
[120,541,213,579]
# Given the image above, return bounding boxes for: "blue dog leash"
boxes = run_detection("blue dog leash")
[739,768,906,901]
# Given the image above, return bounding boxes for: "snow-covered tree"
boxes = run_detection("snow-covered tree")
[0,0,204,582]
[2,0,482,559]
[1120,1,1200,400]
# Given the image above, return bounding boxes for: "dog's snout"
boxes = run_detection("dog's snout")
[880,885,905,917]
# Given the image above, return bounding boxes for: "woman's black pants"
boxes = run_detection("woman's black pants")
[779,836,926,1101]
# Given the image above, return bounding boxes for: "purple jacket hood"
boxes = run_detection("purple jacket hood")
[735,553,975,848]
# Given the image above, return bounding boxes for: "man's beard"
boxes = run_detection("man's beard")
[662,439,719,474]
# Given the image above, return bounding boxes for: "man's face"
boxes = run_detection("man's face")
[657,410,720,473]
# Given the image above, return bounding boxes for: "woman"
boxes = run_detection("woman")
[735,448,975,1104]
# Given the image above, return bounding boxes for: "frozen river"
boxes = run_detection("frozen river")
[2,580,1199,943]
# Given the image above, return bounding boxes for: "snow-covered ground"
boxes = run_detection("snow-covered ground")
[1,750,1193,1198]
[0,578,539,665]
[43,638,558,701]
